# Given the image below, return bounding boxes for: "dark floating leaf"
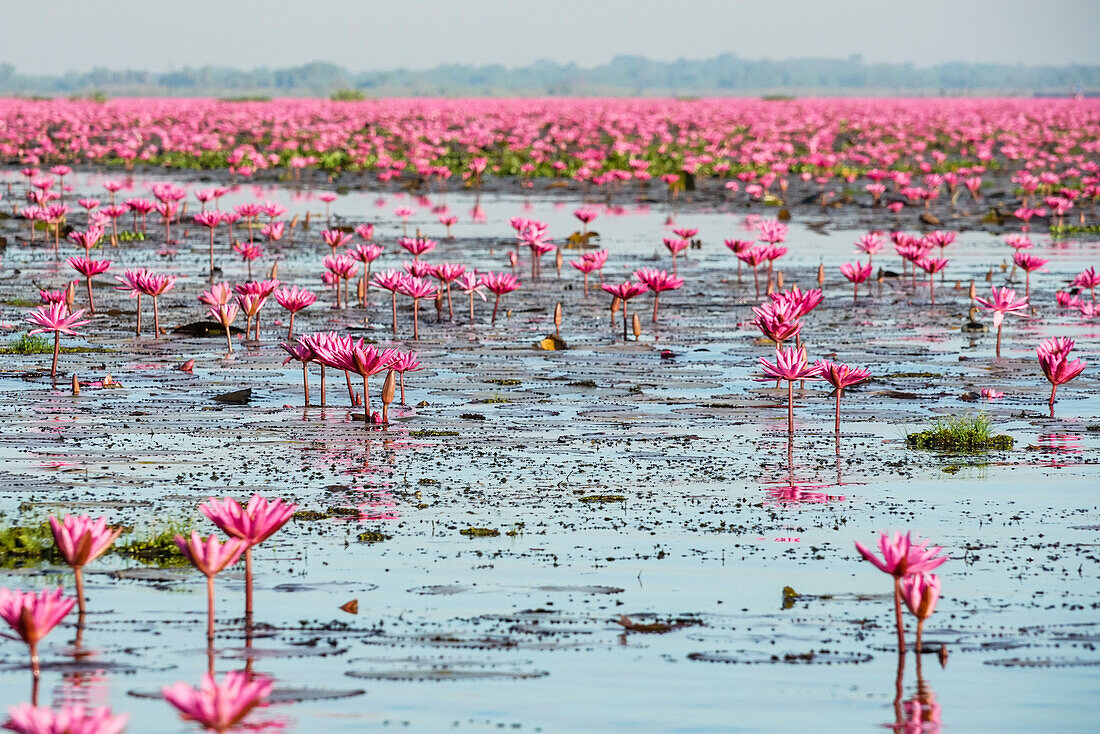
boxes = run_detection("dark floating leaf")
[212,388,252,404]
[408,584,469,595]
[219,646,349,660]
[110,568,188,583]
[536,333,568,350]
[130,687,365,702]
[172,321,244,337]
[688,650,873,665]
[346,658,547,681]
[984,658,1100,668]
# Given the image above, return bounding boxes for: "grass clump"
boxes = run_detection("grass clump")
[0,523,60,567]
[330,89,366,101]
[357,530,391,543]
[3,334,53,355]
[1,333,107,355]
[115,519,192,567]
[906,414,1013,452]
[460,527,500,538]
[0,519,191,568]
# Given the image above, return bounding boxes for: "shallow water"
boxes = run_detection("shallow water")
[1,168,1098,732]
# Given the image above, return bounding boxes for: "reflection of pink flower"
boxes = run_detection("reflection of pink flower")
[979,388,1003,400]
[765,485,845,505]
[162,671,273,733]
[4,704,128,734]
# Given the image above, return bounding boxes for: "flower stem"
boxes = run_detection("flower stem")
[787,381,794,434]
[75,566,86,616]
[894,577,906,654]
[206,575,215,642]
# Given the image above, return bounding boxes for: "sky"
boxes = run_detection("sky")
[3,0,1098,75]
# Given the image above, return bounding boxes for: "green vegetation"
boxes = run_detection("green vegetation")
[3,333,53,354]
[115,519,192,567]
[0,518,192,568]
[409,429,459,438]
[460,527,500,538]
[292,507,361,521]
[0,522,61,566]
[330,88,366,101]
[1050,224,1100,236]
[1,333,107,355]
[579,495,626,503]
[357,530,391,543]
[906,414,1013,451]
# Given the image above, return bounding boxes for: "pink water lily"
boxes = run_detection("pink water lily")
[760,346,822,434]
[839,261,873,302]
[974,286,1029,357]
[0,587,76,689]
[601,280,648,340]
[200,494,298,623]
[854,531,947,654]
[26,303,90,379]
[48,515,122,616]
[175,532,246,641]
[815,359,871,433]
[1037,339,1087,408]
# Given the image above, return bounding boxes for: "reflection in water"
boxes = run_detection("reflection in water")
[759,434,848,506]
[889,642,945,732]
[52,612,110,710]
[1036,432,1084,467]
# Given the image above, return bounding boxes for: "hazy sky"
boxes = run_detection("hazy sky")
[3,0,1098,74]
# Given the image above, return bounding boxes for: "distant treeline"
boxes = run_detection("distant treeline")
[1,55,1097,97]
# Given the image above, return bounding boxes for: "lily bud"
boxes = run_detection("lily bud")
[817,263,825,286]
[553,302,562,328]
[71,374,80,395]
[65,282,76,308]
[631,313,641,339]
[268,261,278,280]
[776,271,784,290]
[381,370,396,405]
